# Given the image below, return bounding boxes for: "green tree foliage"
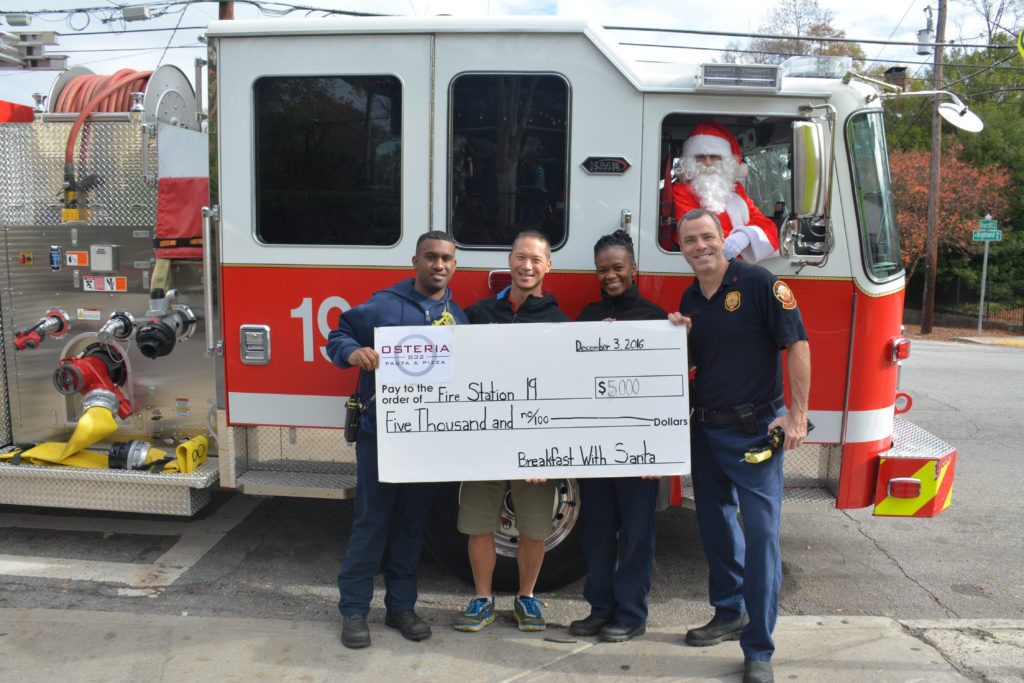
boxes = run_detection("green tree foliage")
[886,31,1023,306]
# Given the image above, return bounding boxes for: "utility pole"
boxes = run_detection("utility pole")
[921,0,947,334]
[219,2,235,20]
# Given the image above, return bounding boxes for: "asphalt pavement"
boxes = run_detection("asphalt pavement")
[1,604,1021,681]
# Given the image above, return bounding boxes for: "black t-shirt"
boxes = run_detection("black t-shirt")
[679,259,807,411]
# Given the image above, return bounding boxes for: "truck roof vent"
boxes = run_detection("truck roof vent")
[697,64,780,92]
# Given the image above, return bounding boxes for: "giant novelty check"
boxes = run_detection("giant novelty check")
[374,320,690,482]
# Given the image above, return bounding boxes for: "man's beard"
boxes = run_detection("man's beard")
[681,156,739,214]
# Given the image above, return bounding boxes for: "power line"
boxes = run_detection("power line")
[2,1,385,19]
[873,0,917,61]
[56,25,208,36]
[605,24,1018,51]
[624,40,1024,72]
[965,86,1024,97]
[52,46,202,54]
[156,3,188,66]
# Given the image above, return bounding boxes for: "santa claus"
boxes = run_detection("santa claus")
[671,120,779,263]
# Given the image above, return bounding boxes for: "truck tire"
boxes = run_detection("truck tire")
[424,479,586,592]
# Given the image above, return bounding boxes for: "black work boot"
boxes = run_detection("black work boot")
[684,611,750,646]
[743,657,774,683]
[599,620,646,643]
[385,610,432,641]
[341,614,371,649]
[568,613,610,637]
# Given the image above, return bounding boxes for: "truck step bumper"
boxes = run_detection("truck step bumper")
[873,418,956,517]
[0,455,219,516]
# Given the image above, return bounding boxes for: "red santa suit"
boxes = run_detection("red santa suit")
[671,120,779,263]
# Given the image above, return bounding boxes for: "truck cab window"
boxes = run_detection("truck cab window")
[658,116,792,252]
[449,74,569,249]
[848,111,903,281]
[253,75,402,246]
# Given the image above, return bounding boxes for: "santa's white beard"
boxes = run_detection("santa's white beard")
[681,156,738,214]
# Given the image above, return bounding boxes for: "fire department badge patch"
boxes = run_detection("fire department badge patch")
[724,291,741,311]
[773,281,797,310]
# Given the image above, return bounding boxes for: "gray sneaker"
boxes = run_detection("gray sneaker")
[454,597,496,632]
[513,596,547,632]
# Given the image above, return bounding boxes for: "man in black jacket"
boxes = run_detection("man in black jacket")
[454,230,569,634]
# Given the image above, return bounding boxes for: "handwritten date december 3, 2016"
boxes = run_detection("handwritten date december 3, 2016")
[575,336,645,352]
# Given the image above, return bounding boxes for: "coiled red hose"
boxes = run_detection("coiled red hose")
[55,69,151,114]
[58,69,152,165]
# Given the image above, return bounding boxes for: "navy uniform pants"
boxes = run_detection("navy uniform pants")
[579,476,659,628]
[338,433,439,616]
[691,414,784,662]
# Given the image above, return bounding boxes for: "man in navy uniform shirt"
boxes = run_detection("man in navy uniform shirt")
[670,208,810,683]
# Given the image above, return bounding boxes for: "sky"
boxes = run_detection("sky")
[0,0,1004,107]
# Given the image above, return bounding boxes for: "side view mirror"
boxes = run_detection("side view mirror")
[791,120,826,218]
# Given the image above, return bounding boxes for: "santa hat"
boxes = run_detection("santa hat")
[682,120,747,178]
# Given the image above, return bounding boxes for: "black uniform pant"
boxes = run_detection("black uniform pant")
[337,434,439,616]
[579,476,659,628]
[691,416,784,662]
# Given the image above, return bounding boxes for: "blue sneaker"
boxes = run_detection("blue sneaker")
[454,597,496,632]
[513,596,547,631]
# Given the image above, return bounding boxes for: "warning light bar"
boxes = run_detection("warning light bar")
[887,477,922,499]
[890,337,911,362]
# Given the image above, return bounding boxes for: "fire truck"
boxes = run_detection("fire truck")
[0,17,967,590]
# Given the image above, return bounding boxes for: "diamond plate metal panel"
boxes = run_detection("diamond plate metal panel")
[236,467,357,500]
[0,120,158,226]
[0,456,218,516]
[679,442,840,510]
[245,425,356,473]
[784,443,841,491]
[223,424,357,497]
[888,416,954,458]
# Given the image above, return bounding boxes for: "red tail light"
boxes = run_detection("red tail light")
[890,337,911,362]
[887,477,922,499]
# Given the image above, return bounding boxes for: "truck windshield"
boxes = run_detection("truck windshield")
[847,111,903,281]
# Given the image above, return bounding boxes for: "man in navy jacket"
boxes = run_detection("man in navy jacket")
[327,231,468,649]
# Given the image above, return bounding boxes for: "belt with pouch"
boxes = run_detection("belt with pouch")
[692,395,786,426]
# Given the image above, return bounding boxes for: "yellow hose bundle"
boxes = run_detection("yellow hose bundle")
[1,435,207,473]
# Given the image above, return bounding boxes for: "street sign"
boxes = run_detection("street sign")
[974,219,1000,333]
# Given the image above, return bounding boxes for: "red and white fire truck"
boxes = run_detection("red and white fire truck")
[0,17,965,589]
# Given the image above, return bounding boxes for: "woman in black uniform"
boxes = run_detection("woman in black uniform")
[570,229,668,642]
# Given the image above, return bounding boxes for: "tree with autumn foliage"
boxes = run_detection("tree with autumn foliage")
[889,142,1013,279]
[747,0,867,67]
